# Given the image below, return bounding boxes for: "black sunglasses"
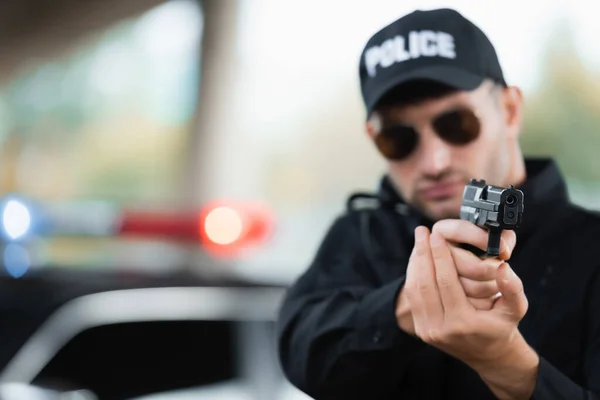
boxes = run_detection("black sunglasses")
[373,108,481,160]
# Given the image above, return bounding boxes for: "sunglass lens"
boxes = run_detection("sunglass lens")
[374,125,418,160]
[433,109,481,145]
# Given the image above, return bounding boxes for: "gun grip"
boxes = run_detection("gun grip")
[487,230,502,257]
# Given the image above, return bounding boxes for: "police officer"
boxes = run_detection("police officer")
[277,8,600,400]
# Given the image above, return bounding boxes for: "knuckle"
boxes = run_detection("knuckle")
[485,257,502,269]
[447,223,460,240]
[482,259,501,278]
[500,237,515,260]
[461,279,477,296]
[466,262,484,280]
[514,290,529,318]
[403,282,417,298]
[431,222,443,238]
[424,322,468,345]
[487,282,500,296]
[431,244,445,259]
[504,236,516,252]
[504,230,517,247]
[414,243,429,257]
[402,293,415,308]
[509,299,529,322]
[469,297,494,310]
[414,326,426,341]
[431,221,443,234]
[455,255,476,277]
[417,281,433,294]
[474,267,491,281]
[432,220,454,239]
[466,286,482,297]
[459,259,489,281]
[437,272,453,289]
[473,281,497,297]
[520,297,529,316]
[415,247,428,258]
[466,288,479,298]
[467,297,477,307]
[422,328,444,344]
[447,321,469,338]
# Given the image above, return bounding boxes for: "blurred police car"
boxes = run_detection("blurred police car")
[0,195,310,399]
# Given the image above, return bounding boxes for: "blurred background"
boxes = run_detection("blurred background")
[0,0,599,399]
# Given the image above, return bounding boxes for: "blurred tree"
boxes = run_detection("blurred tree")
[520,19,600,184]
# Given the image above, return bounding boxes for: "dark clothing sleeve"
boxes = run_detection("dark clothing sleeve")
[532,357,598,399]
[276,214,425,399]
[531,269,600,399]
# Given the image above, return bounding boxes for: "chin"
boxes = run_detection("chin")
[421,198,462,221]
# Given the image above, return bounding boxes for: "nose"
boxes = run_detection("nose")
[416,128,451,177]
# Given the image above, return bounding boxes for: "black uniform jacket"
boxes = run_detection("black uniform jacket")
[277,158,600,399]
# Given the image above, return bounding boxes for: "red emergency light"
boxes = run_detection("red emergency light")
[118,201,274,258]
[119,211,199,240]
[197,201,273,258]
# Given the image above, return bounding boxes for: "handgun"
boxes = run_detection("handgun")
[460,179,524,256]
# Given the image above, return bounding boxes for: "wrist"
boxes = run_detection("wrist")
[473,333,540,400]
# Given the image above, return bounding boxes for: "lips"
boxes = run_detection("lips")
[418,180,464,200]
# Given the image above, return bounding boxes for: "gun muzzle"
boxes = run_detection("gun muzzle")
[460,179,524,256]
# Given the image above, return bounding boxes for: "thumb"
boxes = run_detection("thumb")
[492,263,528,320]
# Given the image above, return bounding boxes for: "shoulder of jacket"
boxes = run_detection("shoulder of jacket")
[563,203,600,233]
[563,205,600,283]
[541,204,600,267]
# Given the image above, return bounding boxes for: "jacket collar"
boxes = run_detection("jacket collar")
[513,158,570,237]
[515,158,569,206]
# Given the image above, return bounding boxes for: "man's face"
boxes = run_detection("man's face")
[367,81,522,221]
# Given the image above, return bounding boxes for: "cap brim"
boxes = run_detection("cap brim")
[365,66,484,116]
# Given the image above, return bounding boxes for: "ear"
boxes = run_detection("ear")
[366,121,376,139]
[366,113,381,140]
[502,86,524,139]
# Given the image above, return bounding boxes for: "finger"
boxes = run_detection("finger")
[492,263,528,321]
[451,246,502,281]
[405,226,444,330]
[433,219,488,251]
[459,277,499,298]
[499,230,517,261]
[433,220,517,258]
[468,296,497,311]
[429,230,470,314]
